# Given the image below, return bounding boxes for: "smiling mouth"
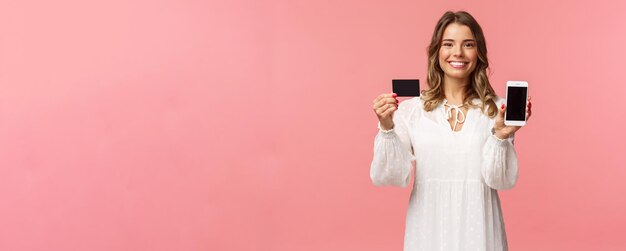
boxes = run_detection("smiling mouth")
[449,61,468,68]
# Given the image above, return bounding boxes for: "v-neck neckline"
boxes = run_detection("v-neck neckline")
[441,99,473,134]
[446,108,473,134]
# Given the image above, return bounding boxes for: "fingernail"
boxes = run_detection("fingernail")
[392,93,397,97]
[501,104,505,109]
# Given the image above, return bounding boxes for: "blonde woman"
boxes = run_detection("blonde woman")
[371,11,532,250]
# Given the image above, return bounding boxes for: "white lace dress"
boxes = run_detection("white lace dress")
[370,97,518,251]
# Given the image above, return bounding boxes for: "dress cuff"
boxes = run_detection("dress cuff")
[492,134,506,142]
[490,127,513,142]
[490,134,513,147]
[377,122,396,138]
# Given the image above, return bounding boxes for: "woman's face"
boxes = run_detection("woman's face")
[438,23,478,83]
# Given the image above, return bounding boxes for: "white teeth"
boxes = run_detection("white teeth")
[450,62,466,67]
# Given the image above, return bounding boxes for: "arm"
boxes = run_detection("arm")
[370,99,416,187]
[481,96,531,190]
[481,133,518,190]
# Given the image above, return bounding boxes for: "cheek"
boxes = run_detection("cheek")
[463,50,478,69]
[438,49,449,60]
[438,49,449,68]
[468,51,478,63]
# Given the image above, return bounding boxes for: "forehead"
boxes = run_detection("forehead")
[442,23,474,40]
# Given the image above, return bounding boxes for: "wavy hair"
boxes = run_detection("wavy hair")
[421,11,498,117]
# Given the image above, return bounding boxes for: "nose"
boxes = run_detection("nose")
[452,45,464,58]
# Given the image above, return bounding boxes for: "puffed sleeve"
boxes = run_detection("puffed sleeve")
[370,98,418,187]
[481,99,519,190]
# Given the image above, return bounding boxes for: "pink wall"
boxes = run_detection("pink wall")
[1,0,625,250]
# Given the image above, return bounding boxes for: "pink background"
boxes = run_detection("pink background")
[1,0,625,250]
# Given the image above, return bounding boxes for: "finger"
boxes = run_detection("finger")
[375,106,385,116]
[373,93,395,104]
[373,95,383,104]
[385,97,399,105]
[376,103,396,116]
[380,104,397,117]
[384,93,396,99]
[498,103,506,118]
[375,97,398,110]
[379,104,397,117]
[373,97,382,107]
[375,104,387,116]
[374,99,389,110]
[387,93,399,104]
[383,97,397,103]
[373,98,387,109]
[372,101,382,110]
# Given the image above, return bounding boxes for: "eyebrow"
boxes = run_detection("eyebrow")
[442,39,476,42]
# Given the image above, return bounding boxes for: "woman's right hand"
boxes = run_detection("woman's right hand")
[372,93,399,130]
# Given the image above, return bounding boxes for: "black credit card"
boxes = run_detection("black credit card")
[392,79,420,97]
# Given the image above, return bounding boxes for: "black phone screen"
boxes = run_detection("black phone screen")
[505,86,527,121]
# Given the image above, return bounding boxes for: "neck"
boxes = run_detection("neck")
[443,77,469,105]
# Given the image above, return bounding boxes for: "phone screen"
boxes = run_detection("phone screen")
[506,86,527,121]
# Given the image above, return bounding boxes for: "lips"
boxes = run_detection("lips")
[448,61,468,68]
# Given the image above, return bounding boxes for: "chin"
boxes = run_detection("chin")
[445,72,471,80]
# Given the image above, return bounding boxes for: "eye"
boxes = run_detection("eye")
[442,42,453,47]
[464,43,475,48]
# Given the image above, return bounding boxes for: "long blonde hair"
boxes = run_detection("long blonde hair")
[421,11,498,118]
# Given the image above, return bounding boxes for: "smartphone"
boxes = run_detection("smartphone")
[392,79,420,97]
[505,81,529,126]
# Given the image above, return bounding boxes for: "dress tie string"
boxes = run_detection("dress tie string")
[443,100,466,132]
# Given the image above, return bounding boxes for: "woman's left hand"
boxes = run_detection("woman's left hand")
[493,96,532,139]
